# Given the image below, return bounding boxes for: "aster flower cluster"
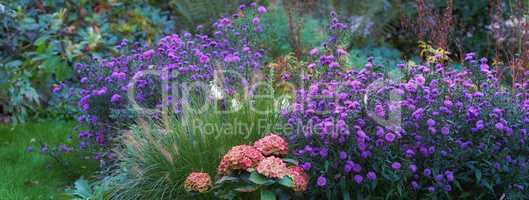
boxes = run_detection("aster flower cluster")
[281,14,529,198]
[184,172,212,193]
[70,3,270,164]
[284,45,529,197]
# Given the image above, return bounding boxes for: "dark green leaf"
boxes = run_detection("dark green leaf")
[278,176,294,188]
[234,185,259,192]
[260,189,276,200]
[249,172,273,185]
[282,158,298,165]
[216,175,239,184]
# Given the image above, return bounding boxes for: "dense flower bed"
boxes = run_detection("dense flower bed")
[283,44,529,198]
[51,3,529,199]
[71,3,269,164]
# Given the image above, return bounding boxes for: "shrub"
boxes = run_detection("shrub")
[183,133,308,200]
[70,3,270,165]
[283,38,529,199]
[0,0,177,123]
[103,102,280,200]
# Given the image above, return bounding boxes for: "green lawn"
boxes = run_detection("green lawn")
[0,120,97,200]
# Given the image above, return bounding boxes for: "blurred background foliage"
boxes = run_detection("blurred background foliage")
[1,0,528,124]
[0,0,178,124]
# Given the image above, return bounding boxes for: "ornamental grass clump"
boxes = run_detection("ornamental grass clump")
[104,100,279,200]
[284,43,529,198]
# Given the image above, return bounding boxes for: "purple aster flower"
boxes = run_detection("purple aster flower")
[142,49,155,59]
[435,174,444,182]
[424,168,432,176]
[317,176,327,187]
[405,149,416,157]
[360,151,371,159]
[391,162,401,170]
[40,145,49,153]
[445,171,454,182]
[199,55,209,63]
[384,133,396,142]
[367,171,377,181]
[111,94,122,103]
[415,75,426,86]
[411,181,420,190]
[475,120,485,130]
[480,63,490,74]
[80,77,89,84]
[52,84,62,93]
[329,62,340,69]
[427,119,436,127]
[441,126,450,136]
[412,108,425,121]
[79,131,91,138]
[257,6,267,14]
[495,122,505,131]
[319,147,328,158]
[111,71,127,80]
[59,144,72,153]
[26,146,33,153]
[307,63,316,70]
[353,175,364,184]
[96,133,105,145]
[344,161,354,173]
[374,104,385,118]
[427,186,435,192]
[252,16,260,25]
[309,48,319,56]
[93,87,107,96]
[79,141,88,149]
[464,52,475,60]
[301,162,312,170]
[224,54,241,63]
[409,164,418,173]
[337,48,348,56]
[443,185,452,192]
[281,72,290,80]
[339,151,348,160]
[352,163,362,173]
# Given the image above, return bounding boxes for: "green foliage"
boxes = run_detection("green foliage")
[168,0,253,31]
[0,0,177,123]
[348,45,404,70]
[259,7,291,57]
[253,4,328,58]
[104,100,280,200]
[0,120,97,199]
[213,167,300,199]
[66,177,110,200]
[299,17,328,51]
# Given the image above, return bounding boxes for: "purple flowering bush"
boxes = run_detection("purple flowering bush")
[71,3,270,164]
[283,44,529,198]
[42,3,529,199]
